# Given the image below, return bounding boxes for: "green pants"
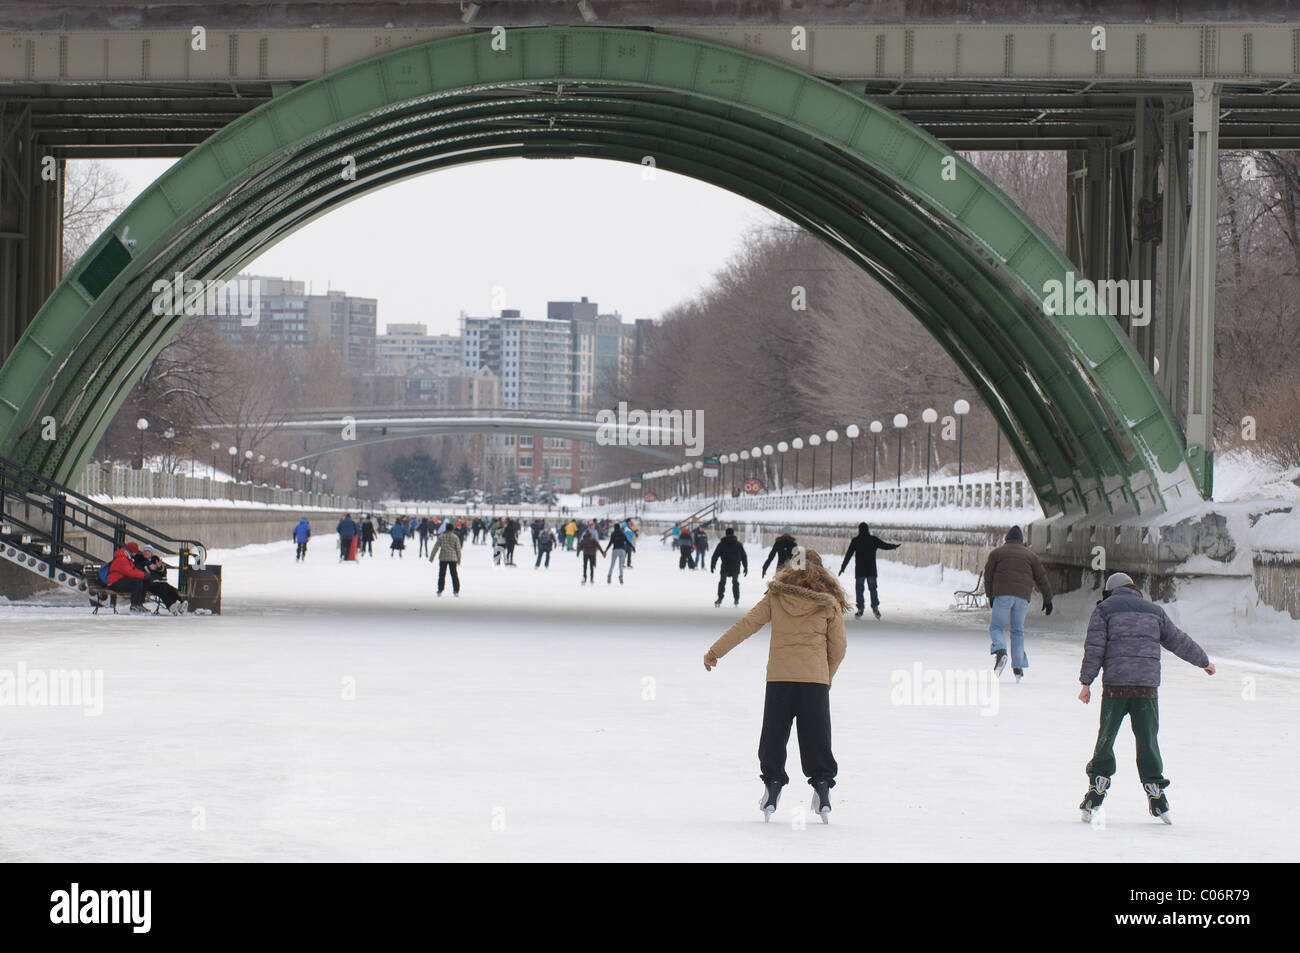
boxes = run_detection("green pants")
[1085,696,1168,787]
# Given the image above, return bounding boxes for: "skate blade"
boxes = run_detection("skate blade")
[1080,809,1093,823]
[1157,812,1172,825]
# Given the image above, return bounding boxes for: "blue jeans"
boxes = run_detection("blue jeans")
[989,594,1030,668]
[854,576,879,612]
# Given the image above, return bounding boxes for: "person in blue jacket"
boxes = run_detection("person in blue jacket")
[292,517,311,562]
[390,518,407,558]
[336,513,358,562]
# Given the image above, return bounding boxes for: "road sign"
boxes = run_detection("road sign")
[743,478,762,495]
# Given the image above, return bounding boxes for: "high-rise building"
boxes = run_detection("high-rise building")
[376,323,461,376]
[461,309,570,410]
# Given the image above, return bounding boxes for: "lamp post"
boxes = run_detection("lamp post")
[135,417,148,469]
[791,438,803,490]
[869,421,882,488]
[825,429,838,491]
[227,444,238,481]
[808,434,821,491]
[271,459,280,488]
[776,441,789,492]
[740,449,750,483]
[995,426,1001,480]
[244,449,254,483]
[751,447,762,489]
[893,414,908,488]
[257,453,265,485]
[954,399,971,483]
[845,424,860,489]
[762,444,773,493]
[210,441,220,479]
[694,459,703,498]
[163,427,176,472]
[921,408,938,485]
[728,453,739,495]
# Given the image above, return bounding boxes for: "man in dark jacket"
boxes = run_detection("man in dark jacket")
[535,526,557,568]
[576,529,606,584]
[983,525,1053,678]
[1077,572,1214,825]
[837,522,900,619]
[359,515,375,557]
[692,525,709,571]
[676,528,696,570]
[710,527,749,607]
[503,519,519,566]
[762,526,798,577]
[336,513,358,562]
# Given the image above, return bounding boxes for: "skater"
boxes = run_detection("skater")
[676,527,696,570]
[428,524,462,596]
[336,513,358,562]
[563,518,578,550]
[292,517,311,561]
[1077,572,1215,825]
[692,524,709,571]
[536,525,557,568]
[837,522,900,619]
[135,548,187,615]
[576,527,606,584]
[983,525,1053,679]
[703,546,848,823]
[710,527,748,606]
[389,518,407,557]
[418,517,432,557]
[503,519,519,566]
[359,514,376,557]
[624,520,637,567]
[761,526,798,577]
[491,522,506,566]
[471,517,483,545]
[606,524,634,584]
[105,541,150,613]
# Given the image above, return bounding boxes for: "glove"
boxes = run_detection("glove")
[743,569,748,576]
[1044,599,1054,616]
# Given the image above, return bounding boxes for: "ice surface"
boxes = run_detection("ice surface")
[1,534,1295,862]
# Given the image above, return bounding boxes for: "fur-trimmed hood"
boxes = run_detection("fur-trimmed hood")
[767,580,841,615]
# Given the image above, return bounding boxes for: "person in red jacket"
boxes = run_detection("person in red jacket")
[106,541,149,613]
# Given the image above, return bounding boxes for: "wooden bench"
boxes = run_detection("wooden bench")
[953,571,987,610]
[84,565,167,615]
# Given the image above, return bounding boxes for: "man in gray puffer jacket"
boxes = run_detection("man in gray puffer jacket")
[1077,572,1215,825]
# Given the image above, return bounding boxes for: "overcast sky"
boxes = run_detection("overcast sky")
[108,157,783,335]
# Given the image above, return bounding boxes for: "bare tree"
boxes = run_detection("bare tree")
[62,160,129,274]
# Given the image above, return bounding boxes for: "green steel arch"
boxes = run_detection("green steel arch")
[0,26,1199,516]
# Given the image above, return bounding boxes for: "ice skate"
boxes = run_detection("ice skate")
[759,781,782,821]
[1079,775,1110,822]
[1013,667,1023,682]
[993,649,1008,677]
[811,781,831,824]
[872,607,881,619]
[1144,783,1172,824]
[854,609,863,619]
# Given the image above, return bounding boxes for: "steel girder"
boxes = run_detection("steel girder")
[0,26,1200,515]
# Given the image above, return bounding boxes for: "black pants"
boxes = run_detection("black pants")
[855,575,879,612]
[147,579,180,608]
[437,561,460,594]
[717,571,741,603]
[536,548,551,567]
[108,577,146,606]
[295,542,308,560]
[360,538,372,556]
[679,549,695,569]
[758,681,836,788]
[582,553,596,581]
[505,541,516,564]
[339,537,354,559]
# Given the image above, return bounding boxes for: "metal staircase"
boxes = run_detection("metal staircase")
[657,500,719,542]
[0,453,206,600]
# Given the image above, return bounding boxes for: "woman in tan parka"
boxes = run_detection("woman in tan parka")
[704,546,849,823]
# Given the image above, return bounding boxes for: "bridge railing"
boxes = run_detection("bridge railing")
[75,464,375,512]
[589,479,1038,514]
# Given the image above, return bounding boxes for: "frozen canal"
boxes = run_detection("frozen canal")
[1,532,1296,862]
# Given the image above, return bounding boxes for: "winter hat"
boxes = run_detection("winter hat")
[1006,525,1024,542]
[725,527,736,536]
[859,522,870,533]
[781,525,793,535]
[1105,571,1136,592]
[125,542,139,554]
